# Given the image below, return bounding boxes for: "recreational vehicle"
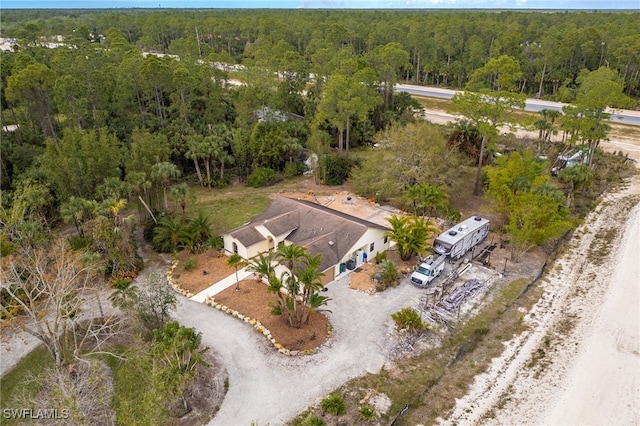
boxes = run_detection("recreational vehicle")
[434,216,489,260]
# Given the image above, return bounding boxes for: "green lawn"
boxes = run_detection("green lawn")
[188,174,332,236]
[0,345,52,425]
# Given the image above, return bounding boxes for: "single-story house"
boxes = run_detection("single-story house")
[223,197,391,285]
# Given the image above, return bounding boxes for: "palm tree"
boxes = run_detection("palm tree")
[447,119,482,160]
[275,243,307,273]
[60,196,95,238]
[151,162,181,213]
[185,134,206,187]
[247,252,276,281]
[152,215,190,253]
[385,214,439,261]
[169,183,193,217]
[294,253,330,324]
[281,136,303,164]
[227,253,247,291]
[559,164,593,207]
[102,198,127,229]
[202,124,233,187]
[250,245,330,328]
[109,279,139,310]
[187,211,213,252]
[125,171,156,223]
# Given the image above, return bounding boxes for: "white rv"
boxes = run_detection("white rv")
[434,216,490,260]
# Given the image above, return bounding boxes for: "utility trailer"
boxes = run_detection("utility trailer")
[434,216,490,260]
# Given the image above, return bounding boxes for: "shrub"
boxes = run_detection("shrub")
[247,167,277,188]
[182,257,198,271]
[270,302,282,316]
[359,404,376,421]
[110,277,132,289]
[208,176,231,188]
[376,261,399,291]
[301,415,325,426]
[1,286,26,320]
[207,235,224,250]
[152,215,191,253]
[321,394,346,416]
[67,235,91,250]
[0,234,16,257]
[284,161,303,177]
[374,251,387,264]
[391,307,426,333]
[320,154,360,185]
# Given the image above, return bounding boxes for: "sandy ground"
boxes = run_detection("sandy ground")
[440,174,640,426]
[421,107,640,426]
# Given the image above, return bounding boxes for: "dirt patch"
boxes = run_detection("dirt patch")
[349,263,378,293]
[316,191,400,228]
[175,351,227,426]
[211,278,329,352]
[173,250,235,294]
[273,190,319,203]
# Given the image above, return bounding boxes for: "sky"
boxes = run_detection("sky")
[1,0,639,9]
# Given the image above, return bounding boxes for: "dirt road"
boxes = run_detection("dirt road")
[442,174,640,425]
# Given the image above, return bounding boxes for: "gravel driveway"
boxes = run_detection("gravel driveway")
[175,274,423,425]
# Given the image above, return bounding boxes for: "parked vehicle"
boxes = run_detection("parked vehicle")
[434,216,489,260]
[410,254,446,287]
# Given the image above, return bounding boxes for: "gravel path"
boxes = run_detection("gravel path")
[175,275,422,425]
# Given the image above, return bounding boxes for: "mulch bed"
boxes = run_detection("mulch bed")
[212,278,330,352]
[173,249,235,294]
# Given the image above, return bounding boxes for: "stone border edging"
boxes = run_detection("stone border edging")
[166,260,195,298]
[203,295,320,356]
[167,259,332,356]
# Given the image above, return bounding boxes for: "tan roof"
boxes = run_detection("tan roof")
[226,197,388,271]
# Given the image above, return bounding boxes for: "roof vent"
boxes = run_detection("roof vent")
[448,231,458,236]
[474,216,482,221]
[328,241,334,246]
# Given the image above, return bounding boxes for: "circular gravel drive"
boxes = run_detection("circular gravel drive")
[175,274,422,426]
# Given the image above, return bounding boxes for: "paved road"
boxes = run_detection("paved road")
[396,83,640,126]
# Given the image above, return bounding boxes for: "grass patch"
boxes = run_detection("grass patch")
[189,174,336,237]
[107,346,169,426]
[0,345,52,424]
[587,226,619,265]
[415,96,458,114]
[191,188,271,236]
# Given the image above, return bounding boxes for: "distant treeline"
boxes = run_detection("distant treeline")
[2,9,639,98]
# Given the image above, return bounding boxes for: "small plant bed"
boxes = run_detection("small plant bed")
[173,249,236,295]
[211,278,330,353]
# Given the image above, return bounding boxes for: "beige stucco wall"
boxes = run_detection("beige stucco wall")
[341,228,389,263]
[223,235,269,259]
[332,228,390,278]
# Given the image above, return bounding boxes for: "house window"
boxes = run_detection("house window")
[232,242,238,254]
[369,242,375,252]
[383,236,389,244]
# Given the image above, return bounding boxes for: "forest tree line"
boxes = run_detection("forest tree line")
[2,9,639,97]
[1,9,638,243]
